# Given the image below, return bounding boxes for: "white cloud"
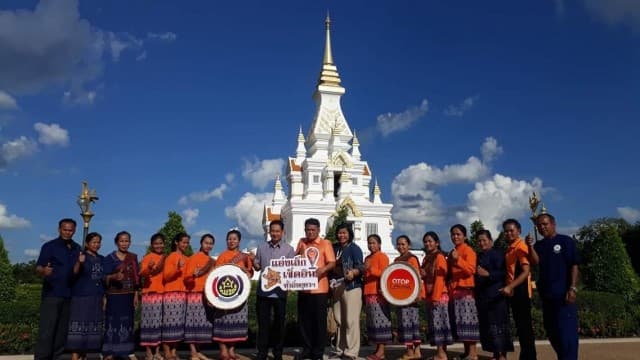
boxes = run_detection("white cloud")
[225,192,271,237]
[0,0,173,104]
[481,136,503,162]
[193,229,214,239]
[225,173,235,184]
[182,208,199,227]
[444,95,479,117]
[0,90,18,109]
[147,32,177,42]
[618,206,640,223]
[179,183,228,205]
[0,202,31,229]
[242,158,285,189]
[136,51,147,62]
[583,0,640,32]
[34,122,69,146]
[1,136,38,166]
[24,248,40,258]
[391,138,503,237]
[456,174,543,235]
[39,234,53,241]
[376,99,429,137]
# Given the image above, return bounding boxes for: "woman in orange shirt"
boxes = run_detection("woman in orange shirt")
[363,234,391,360]
[394,235,424,360]
[139,233,167,360]
[162,233,191,360]
[421,231,452,360]
[447,224,479,360]
[184,234,216,360]
[212,229,253,360]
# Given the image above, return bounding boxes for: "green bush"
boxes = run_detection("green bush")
[0,323,38,354]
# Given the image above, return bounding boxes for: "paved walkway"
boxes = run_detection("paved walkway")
[3,339,639,360]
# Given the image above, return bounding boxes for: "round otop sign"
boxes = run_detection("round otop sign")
[380,261,421,306]
[205,264,251,310]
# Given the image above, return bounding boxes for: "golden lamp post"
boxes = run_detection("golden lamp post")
[77,181,99,242]
[528,192,547,242]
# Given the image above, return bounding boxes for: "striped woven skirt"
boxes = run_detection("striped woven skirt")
[212,302,248,343]
[66,295,104,351]
[396,304,422,344]
[140,292,163,346]
[427,294,453,347]
[162,291,187,343]
[449,288,480,342]
[103,293,135,356]
[364,294,392,344]
[185,292,213,343]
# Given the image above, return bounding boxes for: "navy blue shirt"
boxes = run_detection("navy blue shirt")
[36,237,81,298]
[71,253,105,297]
[332,242,364,291]
[475,248,506,303]
[534,234,580,300]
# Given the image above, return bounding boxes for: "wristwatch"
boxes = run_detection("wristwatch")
[569,286,578,293]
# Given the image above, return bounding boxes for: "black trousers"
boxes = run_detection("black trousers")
[297,292,328,360]
[510,293,537,360]
[256,296,288,360]
[35,297,71,360]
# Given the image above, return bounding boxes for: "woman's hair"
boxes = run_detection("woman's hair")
[450,224,467,237]
[171,232,190,251]
[335,223,354,243]
[200,233,215,245]
[149,232,165,246]
[396,234,411,246]
[85,232,102,246]
[367,234,382,245]
[476,229,493,241]
[114,231,131,244]
[422,231,441,251]
[226,229,242,241]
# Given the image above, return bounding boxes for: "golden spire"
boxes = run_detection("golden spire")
[317,13,342,88]
[373,178,381,196]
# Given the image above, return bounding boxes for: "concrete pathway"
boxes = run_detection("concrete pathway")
[3,339,640,360]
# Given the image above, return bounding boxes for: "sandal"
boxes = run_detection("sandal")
[367,355,385,360]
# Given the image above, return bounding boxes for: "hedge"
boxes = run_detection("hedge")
[2,284,639,354]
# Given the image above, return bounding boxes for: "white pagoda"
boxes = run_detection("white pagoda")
[262,15,395,255]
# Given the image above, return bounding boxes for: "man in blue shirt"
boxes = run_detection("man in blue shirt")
[528,213,580,360]
[34,218,81,360]
[252,220,295,360]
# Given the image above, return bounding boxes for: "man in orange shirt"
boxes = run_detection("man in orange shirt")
[501,219,537,360]
[296,218,336,360]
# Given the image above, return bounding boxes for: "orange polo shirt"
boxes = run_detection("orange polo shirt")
[363,251,390,295]
[163,251,189,292]
[505,238,533,298]
[140,252,165,293]
[296,237,336,294]
[449,242,476,290]
[184,251,215,292]
[215,249,254,278]
[394,254,426,300]
[423,253,448,303]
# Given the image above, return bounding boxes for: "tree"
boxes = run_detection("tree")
[578,219,640,300]
[0,234,17,301]
[620,222,640,276]
[493,231,508,253]
[324,206,349,244]
[13,260,39,284]
[468,220,484,253]
[158,211,193,255]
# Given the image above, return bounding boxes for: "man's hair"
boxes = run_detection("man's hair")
[502,218,522,231]
[304,218,320,228]
[270,220,285,230]
[59,218,77,228]
[537,213,556,224]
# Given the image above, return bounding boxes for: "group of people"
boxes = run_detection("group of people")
[34,213,580,360]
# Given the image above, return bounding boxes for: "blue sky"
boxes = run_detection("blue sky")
[1,0,639,262]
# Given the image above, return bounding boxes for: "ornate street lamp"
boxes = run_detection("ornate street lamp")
[77,181,99,242]
[528,192,547,242]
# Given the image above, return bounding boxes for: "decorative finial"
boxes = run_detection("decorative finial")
[298,125,305,142]
[540,203,547,214]
[373,178,381,195]
[317,15,342,87]
[274,174,282,190]
[352,129,359,146]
